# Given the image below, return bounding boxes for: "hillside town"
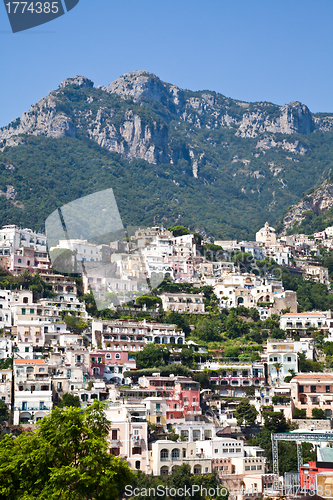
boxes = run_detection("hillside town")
[2,221,333,499]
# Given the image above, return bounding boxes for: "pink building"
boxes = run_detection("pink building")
[10,247,51,274]
[138,375,201,420]
[105,402,150,473]
[89,350,136,382]
[164,256,194,281]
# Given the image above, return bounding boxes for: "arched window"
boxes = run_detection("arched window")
[23,297,29,304]
[171,448,180,461]
[160,449,169,461]
[154,337,161,344]
[160,466,169,476]
[92,367,100,375]
[194,465,202,475]
[177,338,183,345]
[135,461,141,470]
[169,337,175,344]
[115,353,120,359]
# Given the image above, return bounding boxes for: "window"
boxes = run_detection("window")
[311,386,317,393]
[156,403,161,411]
[135,461,140,470]
[171,448,180,460]
[160,449,169,461]
[245,466,250,471]
[111,430,117,440]
[299,385,304,393]
[326,386,331,393]
[21,308,26,315]
[115,353,120,359]
[287,357,292,362]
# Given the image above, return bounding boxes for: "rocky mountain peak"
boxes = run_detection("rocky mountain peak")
[106,70,172,103]
[59,76,94,89]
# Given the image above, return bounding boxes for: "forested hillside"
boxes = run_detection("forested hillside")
[1,71,333,238]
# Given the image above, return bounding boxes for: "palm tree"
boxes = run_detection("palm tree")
[273,362,283,385]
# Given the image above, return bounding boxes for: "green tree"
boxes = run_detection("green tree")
[167,226,190,237]
[298,352,323,372]
[136,295,162,308]
[193,317,223,342]
[0,400,9,421]
[312,408,326,419]
[0,401,133,499]
[63,314,87,335]
[135,344,170,369]
[56,393,81,408]
[234,399,258,427]
[272,362,283,385]
[180,348,194,368]
[0,357,13,370]
[263,411,288,433]
[293,408,306,419]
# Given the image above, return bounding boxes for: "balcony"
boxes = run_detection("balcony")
[15,405,52,411]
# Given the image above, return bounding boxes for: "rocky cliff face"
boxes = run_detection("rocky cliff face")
[281,183,333,234]
[1,70,333,167]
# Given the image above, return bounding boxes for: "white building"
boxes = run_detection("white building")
[280,312,330,332]
[267,339,314,384]
[0,225,47,253]
[173,420,216,442]
[149,440,211,476]
[92,319,185,349]
[256,222,277,246]
[13,359,53,424]
[0,337,12,360]
[159,292,205,313]
[196,437,244,459]
[51,239,102,263]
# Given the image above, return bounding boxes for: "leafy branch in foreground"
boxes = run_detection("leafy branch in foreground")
[0,401,134,500]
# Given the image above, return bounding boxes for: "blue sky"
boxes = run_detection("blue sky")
[1,0,332,128]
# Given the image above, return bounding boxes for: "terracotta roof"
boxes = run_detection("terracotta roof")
[282,312,326,317]
[293,373,333,380]
[14,359,45,364]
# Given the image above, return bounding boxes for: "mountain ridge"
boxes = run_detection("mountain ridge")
[0,71,333,238]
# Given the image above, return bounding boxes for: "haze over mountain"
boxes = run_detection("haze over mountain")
[1,71,333,238]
